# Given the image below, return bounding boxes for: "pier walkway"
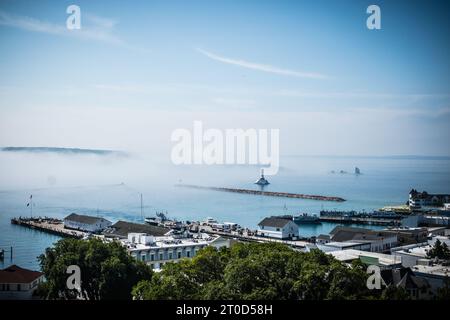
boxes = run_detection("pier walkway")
[11,217,87,238]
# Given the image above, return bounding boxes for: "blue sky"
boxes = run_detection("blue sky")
[0,0,449,156]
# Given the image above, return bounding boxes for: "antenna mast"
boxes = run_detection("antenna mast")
[140,193,143,221]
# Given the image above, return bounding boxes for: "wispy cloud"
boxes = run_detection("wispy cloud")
[274,89,450,100]
[196,48,328,80]
[0,10,123,45]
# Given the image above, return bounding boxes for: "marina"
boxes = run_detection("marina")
[9,215,310,250]
[1,155,449,271]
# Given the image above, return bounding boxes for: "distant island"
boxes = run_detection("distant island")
[1,147,127,156]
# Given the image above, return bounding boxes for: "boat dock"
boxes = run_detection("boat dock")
[176,184,346,202]
[318,216,401,226]
[10,217,87,238]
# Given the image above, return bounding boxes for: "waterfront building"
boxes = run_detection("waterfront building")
[0,265,44,300]
[63,213,112,233]
[421,215,450,227]
[328,226,398,252]
[122,232,228,270]
[102,220,170,239]
[257,217,299,239]
[382,227,429,245]
[409,189,450,208]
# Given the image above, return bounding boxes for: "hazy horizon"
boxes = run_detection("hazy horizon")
[1,0,450,166]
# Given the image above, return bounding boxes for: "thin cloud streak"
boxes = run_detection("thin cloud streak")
[0,10,123,45]
[196,48,329,79]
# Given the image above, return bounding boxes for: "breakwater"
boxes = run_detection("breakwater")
[176,184,345,202]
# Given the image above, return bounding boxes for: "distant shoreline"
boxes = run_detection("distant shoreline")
[1,147,127,156]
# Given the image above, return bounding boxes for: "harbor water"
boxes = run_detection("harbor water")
[1,152,449,270]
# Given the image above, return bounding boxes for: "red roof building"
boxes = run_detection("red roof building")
[0,265,44,300]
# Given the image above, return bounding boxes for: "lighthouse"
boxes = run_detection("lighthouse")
[255,169,270,185]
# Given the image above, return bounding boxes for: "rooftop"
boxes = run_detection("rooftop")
[329,226,396,242]
[258,217,292,228]
[412,264,450,277]
[328,249,402,266]
[0,265,43,284]
[323,241,366,249]
[103,220,169,238]
[64,213,109,225]
[123,234,216,252]
[394,236,450,258]
[381,268,430,290]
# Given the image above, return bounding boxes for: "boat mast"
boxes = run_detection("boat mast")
[29,194,33,218]
[140,193,143,221]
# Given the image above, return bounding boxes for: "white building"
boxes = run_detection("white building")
[392,236,450,267]
[0,265,45,300]
[257,217,299,239]
[409,189,450,208]
[123,233,228,270]
[64,213,112,233]
[326,226,398,253]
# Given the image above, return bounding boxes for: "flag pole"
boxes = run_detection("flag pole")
[140,193,143,221]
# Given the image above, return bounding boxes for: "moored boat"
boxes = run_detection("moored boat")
[293,213,321,224]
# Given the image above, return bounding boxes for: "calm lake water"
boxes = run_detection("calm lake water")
[1,152,449,270]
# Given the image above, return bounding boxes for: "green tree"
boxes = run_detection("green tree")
[38,238,153,300]
[132,242,381,300]
[426,239,450,260]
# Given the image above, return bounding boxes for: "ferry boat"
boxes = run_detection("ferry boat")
[293,213,321,224]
